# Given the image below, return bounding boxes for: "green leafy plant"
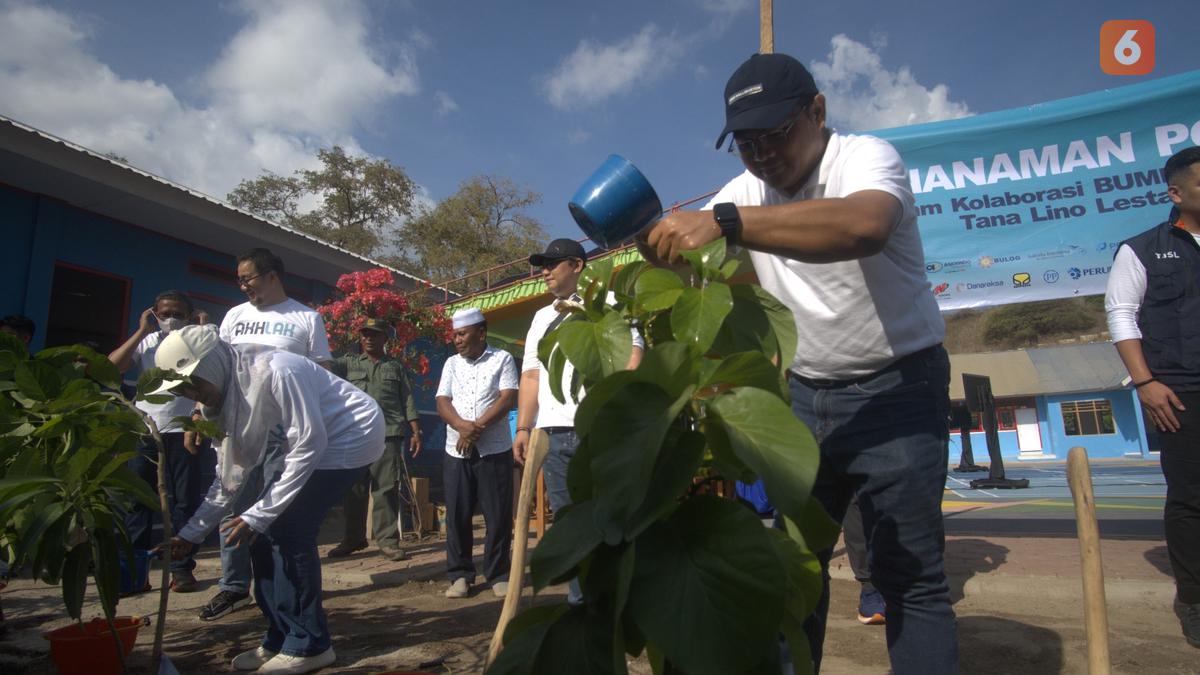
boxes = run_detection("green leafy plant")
[489,240,838,675]
[0,333,220,668]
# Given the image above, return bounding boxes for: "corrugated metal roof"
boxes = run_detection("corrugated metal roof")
[0,115,433,289]
[949,343,1127,399]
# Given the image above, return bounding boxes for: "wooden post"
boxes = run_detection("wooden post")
[760,0,773,54]
[1067,446,1111,674]
[485,428,551,670]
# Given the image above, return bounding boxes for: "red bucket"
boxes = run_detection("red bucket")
[43,616,145,675]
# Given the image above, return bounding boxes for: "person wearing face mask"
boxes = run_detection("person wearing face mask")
[154,326,383,674]
[108,290,211,593]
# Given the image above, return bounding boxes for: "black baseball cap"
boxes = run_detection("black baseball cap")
[529,238,588,267]
[715,53,819,149]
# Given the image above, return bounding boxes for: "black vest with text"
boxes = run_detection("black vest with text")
[1122,220,1200,392]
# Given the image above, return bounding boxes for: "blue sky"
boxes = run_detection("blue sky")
[1,0,1196,268]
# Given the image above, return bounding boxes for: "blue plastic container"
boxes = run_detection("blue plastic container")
[568,154,663,249]
[118,549,150,594]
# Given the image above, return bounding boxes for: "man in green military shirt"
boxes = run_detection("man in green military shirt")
[327,318,423,561]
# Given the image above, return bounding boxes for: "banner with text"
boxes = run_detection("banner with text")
[875,70,1200,310]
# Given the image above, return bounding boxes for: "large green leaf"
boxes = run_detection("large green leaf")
[90,515,121,618]
[531,604,621,675]
[631,342,694,400]
[529,500,605,591]
[104,464,160,510]
[556,310,634,384]
[698,351,788,399]
[578,257,614,315]
[766,526,825,627]
[711,284,797,369]
[790,498,841,554]
[572,371,639,438]
[633,268,684,313]
[489,603,572,675]
[16,500,68,567]
[707,387,820,525]
[14,360,63,401]
[678,238,727,281]
[670,283,733,355]
[585,381,691,545]
[624,430,705,540]
[39,345,121,390]
[611,261,648,304]
[61,544,90,620]
[627,496,783,675]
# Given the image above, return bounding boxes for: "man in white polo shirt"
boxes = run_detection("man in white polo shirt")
[436,308,519,599]
[639,53,954,674]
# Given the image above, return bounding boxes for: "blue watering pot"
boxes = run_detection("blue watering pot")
[568,154,663,249]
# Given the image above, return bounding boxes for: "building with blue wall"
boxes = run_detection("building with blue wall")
[949,343,1152,462]
[0,116,423,353]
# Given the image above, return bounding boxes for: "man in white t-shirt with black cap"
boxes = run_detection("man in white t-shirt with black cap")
[639,53,954,674]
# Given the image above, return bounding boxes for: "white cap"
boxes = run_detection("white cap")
[451,307,485,330]
[150,325,220,394]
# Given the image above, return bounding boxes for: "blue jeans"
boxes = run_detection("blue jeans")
[541,428,582,604]
[790,345,957,675]
[219,430,286,594]
[251,466,365,657]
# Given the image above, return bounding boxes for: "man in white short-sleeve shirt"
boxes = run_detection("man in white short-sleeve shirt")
[512,238,644,605]
[638,53,955,674]
[436,307,518,599]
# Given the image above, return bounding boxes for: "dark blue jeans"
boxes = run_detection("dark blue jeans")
[790,345,957,675]
[126,432,206,573]
[250,466,365,657]
[541,428,582,604]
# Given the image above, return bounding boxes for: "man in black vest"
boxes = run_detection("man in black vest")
[1105,145,1200,648]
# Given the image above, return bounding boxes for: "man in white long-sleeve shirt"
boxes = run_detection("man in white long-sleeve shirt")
[1104,146,1200,649]
[157,326,383,674]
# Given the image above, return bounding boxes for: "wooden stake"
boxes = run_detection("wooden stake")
[1067,446,1111,674]
[484,428,551,670]
[760,0,773,54]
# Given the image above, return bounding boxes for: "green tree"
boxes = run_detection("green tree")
[227,146,417,258]
[981,297,1105,349]
[394,175,548,287]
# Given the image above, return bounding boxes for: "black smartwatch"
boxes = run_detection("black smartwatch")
[713,202,742,245]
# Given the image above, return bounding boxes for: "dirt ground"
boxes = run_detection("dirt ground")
[2,518,1198,674]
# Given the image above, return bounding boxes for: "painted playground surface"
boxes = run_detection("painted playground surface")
[942,460,1165,537]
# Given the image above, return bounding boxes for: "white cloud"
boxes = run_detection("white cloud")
[0,1,419,201]
[542,24,683,110]
[206,0,418,135]
[567,129,591,145]
[434,91,458,116]
[809,34,971,132]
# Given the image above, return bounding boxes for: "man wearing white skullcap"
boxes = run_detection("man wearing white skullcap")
[435,307,519,599]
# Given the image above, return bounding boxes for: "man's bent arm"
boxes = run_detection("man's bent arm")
[641,191,900,266]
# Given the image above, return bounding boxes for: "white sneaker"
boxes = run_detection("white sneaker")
[445,577,470,598]
[491,580,509,598]
[256,647,335,674]
[231,646,277,671]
